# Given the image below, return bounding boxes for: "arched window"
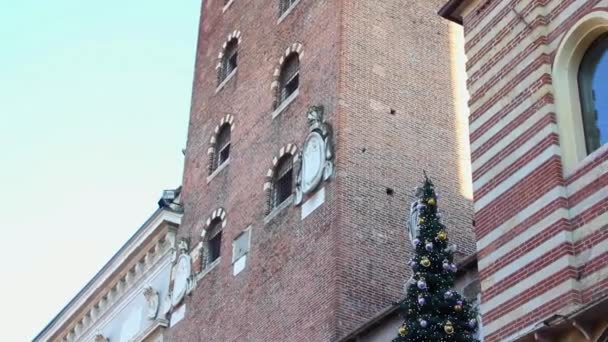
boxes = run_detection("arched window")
[212,123,231,172]
[219,39,238,84]
[277,53,299,107]
[272,155,294,209]
[205,218,223,268]
[578,33,608,154]
[279,0,298,17]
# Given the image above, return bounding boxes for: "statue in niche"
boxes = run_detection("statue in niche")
[143,286,160,320]
[294,105,334,205]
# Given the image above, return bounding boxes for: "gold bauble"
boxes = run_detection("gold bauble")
[420,257,431,267]
[437,230,448,241]
[454,304,463,312]
[427,198,436,206]
[444,321,454,335]
[399,326,408,336]
[419,217,425,224]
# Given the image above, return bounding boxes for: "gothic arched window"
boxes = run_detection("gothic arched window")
[219,38,238,84]
[578,33,608,154]
[277,53,299,107]
[212,123,231,173]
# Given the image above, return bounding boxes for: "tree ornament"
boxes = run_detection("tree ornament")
[444,290,453,299]
[427,198,436,206]
[398,325,408,337]
[425,242,433,251]
[437,230,448,241]
[418,217,425,224]
[454,304,463,312]
[417,296,426,306]
[450,263,458,272]
[413,238,420,246]
[409,260,417,268]
[444,321,454,335]
[420,257,431,268]
[419,319,428,328]
[442,259,450,270]
[468,319,477,328]
[417,279,427,290]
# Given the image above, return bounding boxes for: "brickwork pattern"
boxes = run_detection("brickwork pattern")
[456,0,608,341]
[174,0,475,340]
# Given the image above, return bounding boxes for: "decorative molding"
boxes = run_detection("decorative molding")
[43,213,179,342]
[203,208,227,235]
[294,106,334,205]
[143,286,160,320]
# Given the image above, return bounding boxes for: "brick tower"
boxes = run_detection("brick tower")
[172,0,476,341]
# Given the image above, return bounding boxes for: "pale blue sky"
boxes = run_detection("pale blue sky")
[0,0,201,340]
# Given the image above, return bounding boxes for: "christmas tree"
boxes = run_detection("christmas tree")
[393,175,479,342]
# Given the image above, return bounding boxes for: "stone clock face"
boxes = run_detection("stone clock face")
[302,131,325,194]
[171,255,191,306]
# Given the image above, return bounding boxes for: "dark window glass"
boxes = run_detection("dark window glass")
[279,0,298,16]
[579,33,608,154]
[278,53,299,105]
[219,39,238,83]
[272,156,293,208]
[207,220,223,265]
[213,124,231,171]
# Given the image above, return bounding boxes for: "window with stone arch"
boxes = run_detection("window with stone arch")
[264,144,298,214]
[553,12,608,171]
[208,114,235,176]
[216,31,241,86]
[271,43,303,111]
[202,208,226,269]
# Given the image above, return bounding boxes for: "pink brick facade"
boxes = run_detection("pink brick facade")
[440,1,608,341]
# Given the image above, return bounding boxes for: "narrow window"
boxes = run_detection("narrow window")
[578,33,608,154]
[278,53,299,106]
[279,0,298,17]
[219,39,238,84]
[272,155,294,208]
[213,124,231,172]
[206,219,223,266]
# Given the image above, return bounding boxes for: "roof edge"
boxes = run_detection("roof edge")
[438,0,466,25]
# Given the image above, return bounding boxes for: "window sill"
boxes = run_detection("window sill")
[264,194,294,224]
[222,0,235,13]
[196,258,221,282]
[272,88,299,119]
[277,0,302,24]
[207,158,230,183]
[215,68,237,94]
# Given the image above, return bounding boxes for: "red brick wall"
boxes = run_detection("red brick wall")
[173,0,476,340]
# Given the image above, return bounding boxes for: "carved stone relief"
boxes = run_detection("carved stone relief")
[295,106,334,205]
